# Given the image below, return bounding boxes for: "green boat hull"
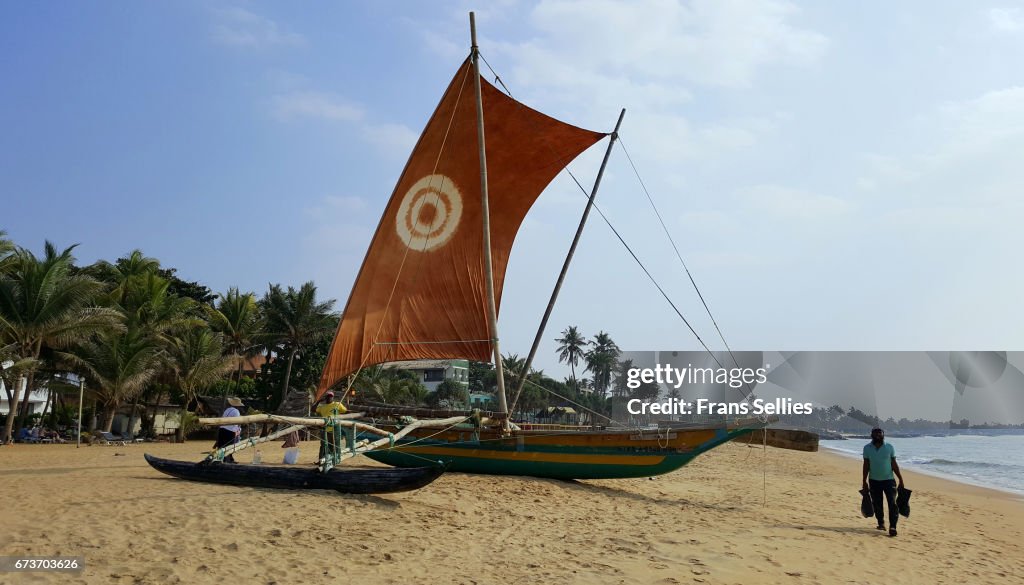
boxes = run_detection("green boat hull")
[362,426,756,480]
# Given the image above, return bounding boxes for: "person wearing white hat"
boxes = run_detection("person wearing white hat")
[212,397,244,463]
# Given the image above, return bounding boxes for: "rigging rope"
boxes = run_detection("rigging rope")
[618,138,748,386]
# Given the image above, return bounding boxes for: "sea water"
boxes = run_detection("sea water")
[820,430,1024,496]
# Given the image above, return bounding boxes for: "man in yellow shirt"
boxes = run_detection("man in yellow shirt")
[315,391,347,463]
[315,391,348,419]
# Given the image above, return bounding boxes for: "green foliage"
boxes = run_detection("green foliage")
[584,331,619,398]
[157,267,215,305]
[168,410,201,437]
[611,358,657,400]
[49,403,79,428]
[0,230,14,275]
[259,282,337,406]
[555,325,587,393]
[431,378,468,408]
[468,360,493,393]
[254,331,335,408]
[209,376,258,399]
[348,366,429,406]
[61,329,163,430]
[0,241,122,437]
[165,328,235,408]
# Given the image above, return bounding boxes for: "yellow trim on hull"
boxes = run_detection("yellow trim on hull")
[392,445,667,466]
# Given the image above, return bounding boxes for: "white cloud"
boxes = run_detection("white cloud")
[742,185,851,220]
[679,210,737,233]
[271,91,364,122]
[210,7,306,48]
[305,196,369,218]
[419,29,466,61]
[989,8,1024,32]
[860,87,1024,207]
[512,0,828,90]
[360,123,420,155]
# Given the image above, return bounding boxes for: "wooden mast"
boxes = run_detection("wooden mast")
[509,109,626,414]
[470,12,510,421]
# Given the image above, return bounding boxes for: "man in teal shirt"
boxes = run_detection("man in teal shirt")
[862,428,906,536]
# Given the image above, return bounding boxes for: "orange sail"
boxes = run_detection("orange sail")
[318,58,605,394]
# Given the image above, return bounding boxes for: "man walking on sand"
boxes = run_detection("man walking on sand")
[863,427,906,536]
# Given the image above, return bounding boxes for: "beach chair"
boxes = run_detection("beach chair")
[95,431,129,446]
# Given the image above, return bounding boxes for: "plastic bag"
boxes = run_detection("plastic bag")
[859,488,874,518]
[896,486,912,518]
[283,447,300,465]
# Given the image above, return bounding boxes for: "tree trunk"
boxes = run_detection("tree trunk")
[126,396,139,439]
[222,356,245,414]
[15,370,37,431]
[38,386,53,429]
[234,357,244,395]
[142,388,162,438]
[88,398,98,432]
[2,377,24,443]
[103,404,117,433]
[175,407,187,443]
[281,348,297,408]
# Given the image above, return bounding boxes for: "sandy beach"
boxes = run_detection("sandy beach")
[1,440,1020,585]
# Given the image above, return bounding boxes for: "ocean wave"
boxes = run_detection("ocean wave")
[905,457,1022,470]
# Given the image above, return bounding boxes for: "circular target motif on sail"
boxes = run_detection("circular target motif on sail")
[395,174,463,251]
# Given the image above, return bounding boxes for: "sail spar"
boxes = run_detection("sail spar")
[317,57,605,395]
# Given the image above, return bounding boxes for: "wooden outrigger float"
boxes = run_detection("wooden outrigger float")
[144,413,462,494]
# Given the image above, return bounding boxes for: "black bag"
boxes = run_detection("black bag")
[896,486,912,518]
[860,488,874,517]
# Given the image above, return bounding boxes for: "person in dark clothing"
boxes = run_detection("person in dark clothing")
[862,427,906,536]
[212,397,244,463]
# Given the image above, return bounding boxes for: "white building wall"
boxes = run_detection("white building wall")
[0,379,48,415]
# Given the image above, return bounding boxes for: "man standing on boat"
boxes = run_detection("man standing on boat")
[862,427,906,536]
[315,391,347,418]
[314,391,347,462]
[213,397,244,463]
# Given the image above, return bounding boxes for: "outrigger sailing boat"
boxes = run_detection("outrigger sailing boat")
[312,14,781,480]
[146,14,792,492]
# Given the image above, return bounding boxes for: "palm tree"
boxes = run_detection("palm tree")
[612,358,634,398]
[368,375,428,405]
[584,331,619,399]
[501,353,527,390]
[555,326,586,393]
[95,266,200,436]
[117,272,200,335]
[164,328,235,440]
[0,230,14,275]
[208,288,261,406]
[89,250,162,304]
[260,282,336,404]
[59,330,163,432]
[0,242,121,441]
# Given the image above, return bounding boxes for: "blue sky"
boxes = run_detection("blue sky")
[3,1,1024,380]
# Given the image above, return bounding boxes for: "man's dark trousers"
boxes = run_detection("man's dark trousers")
[869,478,898,528]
